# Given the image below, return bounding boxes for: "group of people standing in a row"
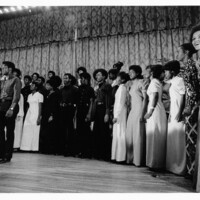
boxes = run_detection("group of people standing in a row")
[1,23,200,188]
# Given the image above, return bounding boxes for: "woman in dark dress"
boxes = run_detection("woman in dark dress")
[40,78,61,154]
[76,72,95,158]
[177,43,199,179]
[92,69,112,161]
[189,25,200,190]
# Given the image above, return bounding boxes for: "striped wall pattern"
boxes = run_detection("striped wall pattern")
[0,6,199,78]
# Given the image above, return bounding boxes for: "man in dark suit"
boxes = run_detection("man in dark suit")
[59,73,79,156]
[0,61,21,163]
[92,69,112,161]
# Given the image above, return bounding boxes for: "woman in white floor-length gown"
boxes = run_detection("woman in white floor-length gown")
[20,82,43,151]
[14,94,24,148]
[111,72,129,162]
[145,65,167,169]
[164,61,186,175]
[125,65,147,166]
[166,76,186,175]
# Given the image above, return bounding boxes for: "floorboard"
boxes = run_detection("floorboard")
[0,152,194,193]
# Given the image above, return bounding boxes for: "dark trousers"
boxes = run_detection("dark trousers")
[76,106,92,156]
[40,118,59,154]
[59,105,76,155]
[0,101,19,160]
[93,105,111,160]
[185,107,199,177]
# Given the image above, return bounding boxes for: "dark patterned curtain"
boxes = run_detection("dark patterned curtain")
[0,6,199,77]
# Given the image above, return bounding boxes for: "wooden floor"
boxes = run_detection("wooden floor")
[0,152,194,193]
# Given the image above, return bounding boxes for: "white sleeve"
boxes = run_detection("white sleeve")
[27,94,31,103]
[150,80,160,93]
[17,94,24,117]
[114,85,127,120]
[177,78,185,95]
[38,93,44,103]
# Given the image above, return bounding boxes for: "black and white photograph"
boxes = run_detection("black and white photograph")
[0,0,200,196]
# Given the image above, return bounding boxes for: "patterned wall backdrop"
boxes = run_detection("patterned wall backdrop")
[0,6,200,78]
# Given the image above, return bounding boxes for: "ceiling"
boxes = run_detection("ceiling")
[0,6,56,21]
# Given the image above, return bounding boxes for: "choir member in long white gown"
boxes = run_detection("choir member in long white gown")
[111,72,129,162]
[145,65,167,170]
[20,81,43,151]
[126,65,147,166]
[14,94,24,148]
[12,69,24,149]
[164,60,186,175]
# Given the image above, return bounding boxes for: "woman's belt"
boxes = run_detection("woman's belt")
[60,102,76,107]
[96,101,104,105]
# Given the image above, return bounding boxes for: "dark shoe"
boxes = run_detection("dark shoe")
[151,173,159,178]
[0,158,11,164]
[13,148,19,152]
[77,153,85,158]
[116,161,126,165]
[81,154,88,159]
[149,167,165,173]
[64,153,72,157]
[184,174,193,180]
